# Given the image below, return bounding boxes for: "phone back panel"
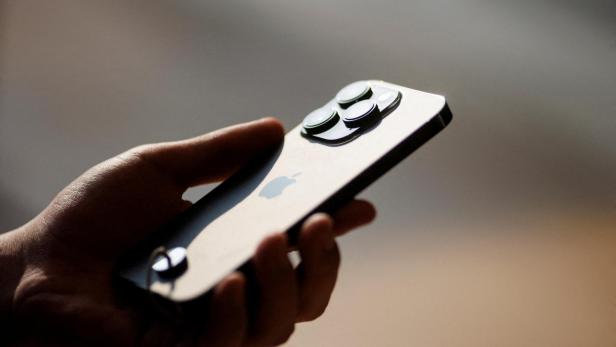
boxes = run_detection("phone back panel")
[120,80,451,302]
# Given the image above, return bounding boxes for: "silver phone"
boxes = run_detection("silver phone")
[119,80,453,304]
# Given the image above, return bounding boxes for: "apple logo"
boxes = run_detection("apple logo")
[259,172,301,199]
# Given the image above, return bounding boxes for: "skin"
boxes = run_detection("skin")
[0,118,376,346]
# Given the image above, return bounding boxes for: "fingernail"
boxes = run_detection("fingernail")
[322,232,336,252]
[268,235,290,270]
[228,281,243,306]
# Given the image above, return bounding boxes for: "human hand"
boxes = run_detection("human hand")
[1,118,376,346]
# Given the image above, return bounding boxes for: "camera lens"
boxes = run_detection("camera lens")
[302,108,339,134]
[342,100,380,128]
[335,82,372,109]
[151,247,188,279]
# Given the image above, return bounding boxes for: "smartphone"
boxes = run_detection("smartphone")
[119,80,452,303]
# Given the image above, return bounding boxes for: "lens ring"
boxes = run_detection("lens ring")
[342,100,380,128]
[303,108,339,134]
[336,82,372,108]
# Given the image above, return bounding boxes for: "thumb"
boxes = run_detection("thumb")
[128,117,284,190]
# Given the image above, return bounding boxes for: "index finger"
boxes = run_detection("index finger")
[131,117,284,189]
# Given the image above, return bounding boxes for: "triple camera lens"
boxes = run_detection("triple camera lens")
[301,81,401,144]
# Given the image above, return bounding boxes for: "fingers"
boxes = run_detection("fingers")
[296,214,340,322]
[131,117,284,189]
[331,199,376,236]
[199,273,247,347]
[240,201,375,344]
[293,200,375,322]
[249,233,298,346]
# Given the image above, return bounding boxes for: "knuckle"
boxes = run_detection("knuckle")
[124,144,156,161]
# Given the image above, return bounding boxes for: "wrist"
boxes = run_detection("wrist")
[0,226,27,322]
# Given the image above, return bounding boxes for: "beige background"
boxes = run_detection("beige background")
[1,1,615,346]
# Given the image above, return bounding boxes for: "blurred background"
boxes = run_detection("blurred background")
[1,0,615,345]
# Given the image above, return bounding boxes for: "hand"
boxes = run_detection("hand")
[1,118,376,346]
